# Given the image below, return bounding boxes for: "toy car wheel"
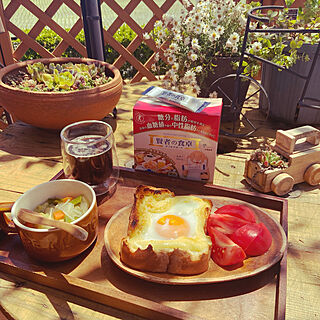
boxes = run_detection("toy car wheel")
[271,173,294,196]
[304,164,320,186]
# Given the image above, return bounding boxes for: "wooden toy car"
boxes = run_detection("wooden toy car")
[244,125,320,196]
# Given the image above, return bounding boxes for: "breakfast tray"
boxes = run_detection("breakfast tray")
[0,167,288,320]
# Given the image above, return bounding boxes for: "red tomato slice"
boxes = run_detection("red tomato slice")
[230,223,272,256]
[207,226,246,266]
[207,213,249,235]
[214,204,256,223]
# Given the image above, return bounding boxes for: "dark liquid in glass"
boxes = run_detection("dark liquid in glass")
[65,135,113,185]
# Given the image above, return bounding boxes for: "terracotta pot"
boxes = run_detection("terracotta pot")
[0,57,123,130]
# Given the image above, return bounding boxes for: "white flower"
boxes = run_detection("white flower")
[191,84,201,95]
[251,41,262,52]
[211,18,219,27]
[202,23,209,34]
[172,62,179,71]
[181,0,191,8]
[163,14,173,25]
[175,33,182,42]
[184,36,190,46]
[216,25,225,36]
[151,64,157,72]
[169,42,179,52]
[210,30,220,42]
[154,20,163,28]
[229,32,240,44]
[191,38,200,50]
[195,66,203,73]
[190,52,198,61]
[184,70,196,83]
[226,39,234,48]
[232,46,238,53]
[167,55,176,65]
[194,25,202,35]
[154,52,160,62]
[143,33,150,40]
[157,29,166,39]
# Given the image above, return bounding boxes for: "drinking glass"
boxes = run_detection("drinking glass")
[60,120,119,196]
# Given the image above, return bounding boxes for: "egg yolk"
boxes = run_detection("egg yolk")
[155,215,190,239]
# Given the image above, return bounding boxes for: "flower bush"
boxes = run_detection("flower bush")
[144,0,261,95]
[250,0,320,69]
[144,0,320,96]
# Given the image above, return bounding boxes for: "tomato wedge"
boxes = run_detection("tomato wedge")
[229,223,272,256]
[207,213,249,235]
[214,204,256,223]
[207,226,246,266]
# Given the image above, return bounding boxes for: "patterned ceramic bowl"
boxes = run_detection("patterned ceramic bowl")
[10,179,98,262]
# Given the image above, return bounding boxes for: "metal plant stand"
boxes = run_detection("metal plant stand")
[211,5,320,138]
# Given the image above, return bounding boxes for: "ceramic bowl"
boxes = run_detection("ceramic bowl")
[0,57,123,130]
[10,179,98,262]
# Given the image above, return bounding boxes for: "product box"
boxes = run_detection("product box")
[133,95,222,183]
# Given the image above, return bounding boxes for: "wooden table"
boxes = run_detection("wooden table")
[0,81,319,320]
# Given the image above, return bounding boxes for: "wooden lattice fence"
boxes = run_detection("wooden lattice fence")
[0,0,180,82]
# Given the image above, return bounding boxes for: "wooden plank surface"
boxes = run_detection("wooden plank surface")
[0,80,320,320]
[0,169,287,320]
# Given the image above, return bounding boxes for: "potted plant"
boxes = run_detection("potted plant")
[0,57,123,130]
[144,0,261,96]
[144,0,319,123]
[257,0,320,124]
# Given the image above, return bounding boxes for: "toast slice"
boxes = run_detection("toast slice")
[120,185,212,275]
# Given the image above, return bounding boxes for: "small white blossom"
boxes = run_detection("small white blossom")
[154,52,160,62]
[167,55,176,65]
[143,33,150,40]
[210,30,220,42]
[229,32,240,44]
[194,25,202,35]
[154,20,163,29]
[195,66,203,73]
[169,42,179,52]
[190,52,198,61]
[226,39,234,48]
[251,41,262,52]
[184,36,190,46]
[157,29,166,39]
[155,39,161,49]
[184,70,196,83]
[191,38,200,50]
[191,84,201,95]
[211,18,219,27]
[216,25,225,35]
[172,62,179,71]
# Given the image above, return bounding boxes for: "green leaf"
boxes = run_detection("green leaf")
[290,40,297,49]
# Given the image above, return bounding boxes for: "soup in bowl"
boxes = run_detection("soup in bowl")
[10,179,98,262]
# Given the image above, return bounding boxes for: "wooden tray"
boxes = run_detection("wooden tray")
[0,168,288,320]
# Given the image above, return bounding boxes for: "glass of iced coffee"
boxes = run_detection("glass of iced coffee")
[60,120,119,196]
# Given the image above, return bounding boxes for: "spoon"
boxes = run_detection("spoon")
[18,208,88,241]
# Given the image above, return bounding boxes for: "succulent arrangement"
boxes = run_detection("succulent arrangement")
[6,62,111,92]
[250,146,288,170]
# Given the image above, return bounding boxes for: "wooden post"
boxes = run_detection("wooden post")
[0,2,15,66]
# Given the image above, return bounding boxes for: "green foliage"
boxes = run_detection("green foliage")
[7,61,111,92]
[12,24,154,79]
